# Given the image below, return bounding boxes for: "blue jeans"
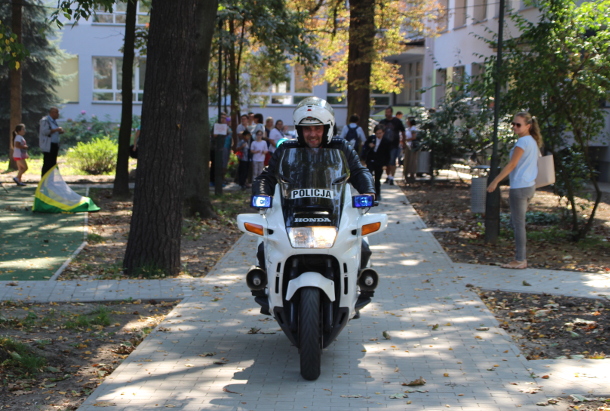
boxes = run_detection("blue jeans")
[509,185,535,261]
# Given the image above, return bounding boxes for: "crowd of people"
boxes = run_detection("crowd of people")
[212,112,294,190]
[214,106,419,195]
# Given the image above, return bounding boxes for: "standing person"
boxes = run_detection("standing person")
[363,125,391,202]
[222,114,233,184]
[250,130,268,178]
[39,107,64,177]
[487,112,542,269]
[395,111,404,165]
[265,116,274,138]
[378,106,405,185]
[12,124,29,186]
[268,119,284,155]
[210,112,230,187]
[339,114,367,154]
[236,114,249,135]
[247,112,255,130]
[403,118,419,183]
[236,130,252,189]
[254,97,374,197]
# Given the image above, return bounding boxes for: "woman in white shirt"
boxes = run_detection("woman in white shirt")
[487,112,542,269]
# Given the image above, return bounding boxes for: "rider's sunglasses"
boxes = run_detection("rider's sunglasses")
[511,122,522,128]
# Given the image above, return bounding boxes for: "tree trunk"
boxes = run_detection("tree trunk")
[228,17,239,150]
[123,0,198,276]
[113,0,137,199]
[346,0,375,133]
[7,0,22,172]
[183,0,218,218]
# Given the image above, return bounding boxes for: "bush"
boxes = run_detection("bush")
[61,112,119,148]
[66,137,118,175]
[61,112,141,150]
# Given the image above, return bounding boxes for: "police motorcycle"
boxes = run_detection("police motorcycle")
[237,147,388,381]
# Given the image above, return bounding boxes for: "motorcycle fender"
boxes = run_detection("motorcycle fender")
[285,272,335,302]
[237,214,266,236]
[360,213,388,235]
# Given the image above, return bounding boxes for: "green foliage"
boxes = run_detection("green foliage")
[61,112,120,147]
[208,0,320,108]
[524,212,561,226]
[553,147,592,201]
[66,136,118,175]
[0,336,47,374]
[0,20,29,69]
[419,81,514,171]
[65,306,111,329]
[87,233,105,244]
[49,0,117,28]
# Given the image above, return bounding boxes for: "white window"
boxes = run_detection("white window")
[403,61,423,106]
[93,1,150,25]
[92,57,146,103]
[455,0,468,27]
[253,65,314,106]
[473,0,487,22]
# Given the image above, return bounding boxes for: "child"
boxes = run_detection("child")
[236,130,252,189]
[12,124,29,186]
[250,130,268,179]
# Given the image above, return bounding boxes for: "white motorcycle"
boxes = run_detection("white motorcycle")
[237,147,388,380]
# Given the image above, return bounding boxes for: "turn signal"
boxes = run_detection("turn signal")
[244,222,264,236]
[362,222,381,236]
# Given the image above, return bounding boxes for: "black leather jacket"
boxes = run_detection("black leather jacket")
[253,138,375,196]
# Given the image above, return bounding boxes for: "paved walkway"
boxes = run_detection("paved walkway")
[1,175,609,410]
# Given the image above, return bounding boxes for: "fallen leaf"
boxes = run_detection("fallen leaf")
[403,377,426,386]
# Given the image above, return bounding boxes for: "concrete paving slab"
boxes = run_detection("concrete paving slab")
[70,181,609,410]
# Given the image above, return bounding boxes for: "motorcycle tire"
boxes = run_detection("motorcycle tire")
[299,287,322,381]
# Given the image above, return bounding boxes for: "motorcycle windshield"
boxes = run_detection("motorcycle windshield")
[277,147,350,228]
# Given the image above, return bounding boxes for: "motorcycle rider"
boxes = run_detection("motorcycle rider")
[253,97,376,269]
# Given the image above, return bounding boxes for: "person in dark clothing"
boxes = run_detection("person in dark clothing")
[363,124,392,202]
[378,106,406,185]
[252,97,376,270]
[39,107,64,177]
[253,97,374,198]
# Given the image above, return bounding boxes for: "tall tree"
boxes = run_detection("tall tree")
[123,0,198,275]
[347,0,375,133]
[7,0,22,172]
[0,0,60,157]
[113,0,137,198]
[210,0,319,142]
[296,0,440,130]
[182,0,218,218]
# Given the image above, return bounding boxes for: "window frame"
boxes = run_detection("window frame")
[92,1,150,25]
[92,56,146,103]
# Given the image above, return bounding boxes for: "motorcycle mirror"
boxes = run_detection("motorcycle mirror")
[352,195,374,208]
[251,195,273,208]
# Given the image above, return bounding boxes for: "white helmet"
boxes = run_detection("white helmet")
[293,97,335,146]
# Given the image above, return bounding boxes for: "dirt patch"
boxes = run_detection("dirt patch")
[0,299,179,410]
[476,289,608,360]
[476,290,610,409]
[400,179,610,273]
[60,187,251,280]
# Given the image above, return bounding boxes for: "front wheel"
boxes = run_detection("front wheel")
[299,287,322,380]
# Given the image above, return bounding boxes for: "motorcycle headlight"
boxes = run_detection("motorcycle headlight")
[287,227,337,248]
